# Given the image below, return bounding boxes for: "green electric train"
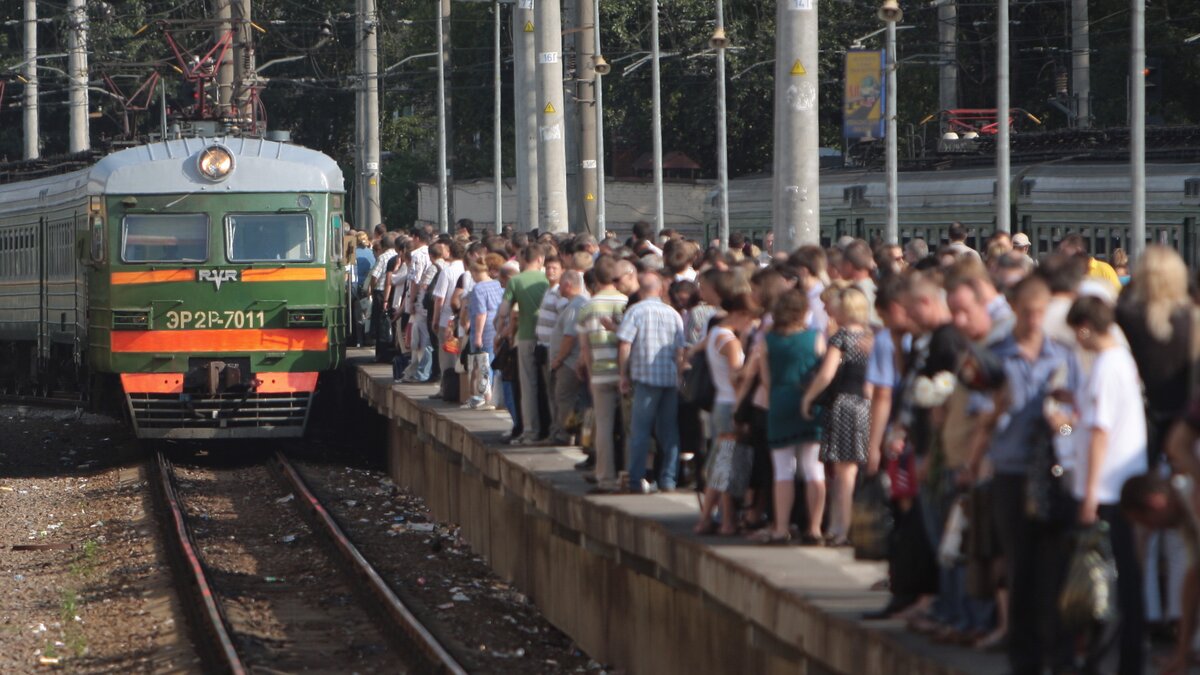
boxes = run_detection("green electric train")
[0,137,347,439]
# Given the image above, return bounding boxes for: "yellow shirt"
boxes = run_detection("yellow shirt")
[1087,258,1122,295]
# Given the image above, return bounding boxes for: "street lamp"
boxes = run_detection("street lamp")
[879,0,902,245]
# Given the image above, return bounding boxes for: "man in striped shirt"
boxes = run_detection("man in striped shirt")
[536,256,567,441]
[576,255,629,493]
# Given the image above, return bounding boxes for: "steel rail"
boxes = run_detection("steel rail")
[152,451,247,675]
[272,450,467,675]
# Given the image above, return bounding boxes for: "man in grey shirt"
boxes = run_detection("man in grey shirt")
[548,270,589,445]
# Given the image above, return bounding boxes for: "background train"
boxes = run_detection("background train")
[702,162,1200,264]
[0,136,347,439]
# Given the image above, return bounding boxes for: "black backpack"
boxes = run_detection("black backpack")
[422,264,444,316]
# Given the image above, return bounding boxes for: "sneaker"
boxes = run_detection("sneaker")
[509,434,539,446]
[629,479,659,495]
[574,457,595,471]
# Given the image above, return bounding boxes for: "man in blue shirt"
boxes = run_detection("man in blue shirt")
[353,234,375,347]
[968,273,1079,675]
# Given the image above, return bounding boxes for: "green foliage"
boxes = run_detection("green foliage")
[5,0,1200,221]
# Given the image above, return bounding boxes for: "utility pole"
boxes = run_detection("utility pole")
[232,0,254,127]
[772,0,820,251]
[996,0,1011,233]
[591,0,607,239]
[713,0,730,251]
[576,0,598,234]
[1131,0,1145,259]
[213,0,234,118]
[884,11,900,245]
[67,0,89,153]
[937,0,956,116]
[1071,0,1090,128]
[650,0,665,234]
[493,0,503,234]
[513,3,538,232]
[536,0,569,232]
[362,0,381,229]
[441,0,455,229]
[563,0,581,232]
[354,0,364,228]
[436,0,451,232]
[22,0,38,160]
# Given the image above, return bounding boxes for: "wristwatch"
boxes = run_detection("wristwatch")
[1058,424,1073,437]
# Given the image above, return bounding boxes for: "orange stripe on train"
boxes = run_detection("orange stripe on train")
[120,371,318,393]
[111,329,329,353]
[111,269,196,285]
[241,268,327,282]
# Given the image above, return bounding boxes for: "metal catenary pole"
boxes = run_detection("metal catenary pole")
[650,0,665,234]
[1131,0,1145,259]
[513,0,538,231]
[213,0,234,118]
[23,0,39,160]
[493,0,503,234]
[354,0,364,227]
[363,0,382,229]
[995,0,1011,234]
[772,0,820,251]
[937,0,956,118]
[536,0,570,232]
[436,0,451,232]
[885,20,898,244]
[714,0,730,252]
[592,0,607,239]
[67,0,89,153]
[577,0,598,234]
[1071,0,1090,129]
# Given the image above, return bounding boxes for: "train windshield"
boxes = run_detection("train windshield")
[121,214,209,263]
[225,213,314,263]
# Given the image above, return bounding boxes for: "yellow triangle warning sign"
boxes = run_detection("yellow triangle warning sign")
[790,59,806,76]
[585,192,595,201]
[544,102,556,114]
[524,21,534,32]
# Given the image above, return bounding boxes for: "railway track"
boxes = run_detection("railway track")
[153,449,466,675]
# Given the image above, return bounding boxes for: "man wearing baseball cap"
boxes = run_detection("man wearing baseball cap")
[1012,233,1035,265]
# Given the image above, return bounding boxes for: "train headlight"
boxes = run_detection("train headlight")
[197,145,235,181]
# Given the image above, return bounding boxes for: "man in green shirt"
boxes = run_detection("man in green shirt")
[503,244,550,444]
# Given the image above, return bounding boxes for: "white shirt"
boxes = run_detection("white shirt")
[433,259,465,328]
[1072,347,1148,504]
[390,262,408,311]
[404,245,430,312]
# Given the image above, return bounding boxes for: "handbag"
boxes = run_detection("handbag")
[467,352,491,397]
[1059,522,1117,631]
[850,473,894,561]
[680,342,716,411]
[442,334,461,355]
[1023,421,1074,526]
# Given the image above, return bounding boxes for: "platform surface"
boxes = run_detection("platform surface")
[353,353,1007,675]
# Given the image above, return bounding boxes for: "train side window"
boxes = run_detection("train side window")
[91,216,105,262]
[330,214,343,262]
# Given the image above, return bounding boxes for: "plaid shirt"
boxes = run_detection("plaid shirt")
[616,297,684,387]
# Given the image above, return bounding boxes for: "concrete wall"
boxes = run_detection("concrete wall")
[414,179,714,240]
[357,364,973,675]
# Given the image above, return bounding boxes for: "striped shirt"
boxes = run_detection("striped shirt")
[535,285,567,347]
[615,297,685,387]
[575,289,628,385]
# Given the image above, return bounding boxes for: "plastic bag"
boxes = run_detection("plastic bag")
[1059,523,1117,631]
[850,473,894,561]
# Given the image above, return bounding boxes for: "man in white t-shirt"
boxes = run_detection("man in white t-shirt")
[1064,295,1147,674]
[431,240,466,391]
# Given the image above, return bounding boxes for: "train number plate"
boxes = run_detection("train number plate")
[164,310,267,330]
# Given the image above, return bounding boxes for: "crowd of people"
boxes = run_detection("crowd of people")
[344,217,1200,675]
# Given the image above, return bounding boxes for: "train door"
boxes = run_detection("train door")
[1185,218,1197,267]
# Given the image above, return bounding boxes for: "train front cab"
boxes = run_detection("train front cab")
[91,188,346,440]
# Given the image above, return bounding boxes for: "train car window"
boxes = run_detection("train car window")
[225,213,314,263]
[121,214,209,263]
[330,214,343,262]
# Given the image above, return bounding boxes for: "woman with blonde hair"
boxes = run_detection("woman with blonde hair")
[802,286,873,546]
[1116,244,1191,467]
